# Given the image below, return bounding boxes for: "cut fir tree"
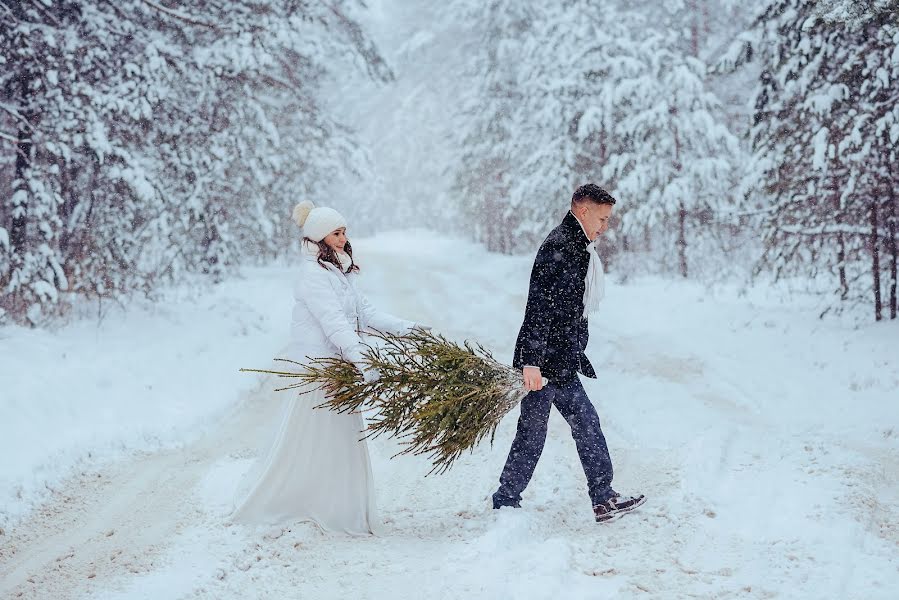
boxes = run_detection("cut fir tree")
[241,329,536,475]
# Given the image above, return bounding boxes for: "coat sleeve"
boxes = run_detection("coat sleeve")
[357,291,415,335]
[515,240,568,369]
[298,266,367,367]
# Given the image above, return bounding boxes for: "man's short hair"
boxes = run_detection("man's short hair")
[571,183,616,206]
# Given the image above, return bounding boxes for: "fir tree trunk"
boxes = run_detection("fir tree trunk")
[10,78,32,254]
[888,168,898,320]
[822,165,850,301]
[702,0,711,37]
[835,189,848,300]
[689,0,700,57]
[871,198,882,321]
[672,118,688,278]
[202,220,220,276]
[10,134,29,252]
[837,231,848,300]
[678,200,688,278]
[485,190,500,253]
[889,206,897,320]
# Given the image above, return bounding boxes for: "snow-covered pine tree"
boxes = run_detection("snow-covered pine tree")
[736,0,898,319]
[817,0,899,25]
[851,6,899,320]
[598,24,741,278]
[451,1,537,253]
[0,1,70,323]
[0,0,388,326]
[451,0,741,277]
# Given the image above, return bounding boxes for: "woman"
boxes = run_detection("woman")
[233,200,419,535]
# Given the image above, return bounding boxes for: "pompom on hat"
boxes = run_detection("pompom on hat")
[292,201,347,242]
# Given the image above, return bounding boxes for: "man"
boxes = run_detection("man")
[492,183,645,522]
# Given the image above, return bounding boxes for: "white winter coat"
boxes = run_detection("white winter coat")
[286,245,414,368]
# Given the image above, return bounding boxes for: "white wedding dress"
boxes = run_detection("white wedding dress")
[232,243,414,535]
[232,382,377,534]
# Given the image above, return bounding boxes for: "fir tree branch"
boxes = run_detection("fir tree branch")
[243,329,528,475]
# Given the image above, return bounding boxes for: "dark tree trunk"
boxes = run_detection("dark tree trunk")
[671,115,687,277]
[702,0,711,37]
[871,198,882,321]
[678,200,688,278]
[889,204,897,320]
[887,168,898,320]
[836,230,848,300]
[835,187,848,300]
[485,187,501,253]
[689,0,700,57]
[10,75,32,254]
[57,157,77,258]
[9,133,30,251]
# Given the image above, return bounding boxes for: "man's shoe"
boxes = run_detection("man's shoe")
[491,493,521,509]
[593,494,646,522]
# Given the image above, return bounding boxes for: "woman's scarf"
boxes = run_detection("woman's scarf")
[302,239,354,274]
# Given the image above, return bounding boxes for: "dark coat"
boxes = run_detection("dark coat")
[513,211,596,382]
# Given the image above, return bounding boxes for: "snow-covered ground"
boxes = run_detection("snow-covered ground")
[1,231,897,599]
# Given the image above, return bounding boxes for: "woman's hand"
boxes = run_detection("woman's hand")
[362,368,381,384]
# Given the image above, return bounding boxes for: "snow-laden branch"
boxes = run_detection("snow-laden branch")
[0,131,20,144]
[779,223,895,238]
[0,103,34,130]
[139,0,218,30]
[717,205,777,217]
[24,0,61,26]
[0,0,19,22]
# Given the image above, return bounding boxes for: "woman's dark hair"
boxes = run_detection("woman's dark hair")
[304,237,359,273]
[572,183,617,206]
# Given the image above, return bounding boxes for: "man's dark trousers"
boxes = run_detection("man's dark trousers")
[492,376,614,509]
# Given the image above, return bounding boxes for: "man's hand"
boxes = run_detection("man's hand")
[523,366,544,392]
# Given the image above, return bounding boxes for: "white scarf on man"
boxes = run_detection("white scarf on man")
[570,211,605,317]
[583,240,605,317]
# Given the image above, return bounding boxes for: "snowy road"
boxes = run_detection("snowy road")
[2,233,898,599]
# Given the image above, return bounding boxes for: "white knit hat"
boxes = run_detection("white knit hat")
[292,201,347,242]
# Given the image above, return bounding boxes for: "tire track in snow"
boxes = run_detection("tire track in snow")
[0,380,279,600]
